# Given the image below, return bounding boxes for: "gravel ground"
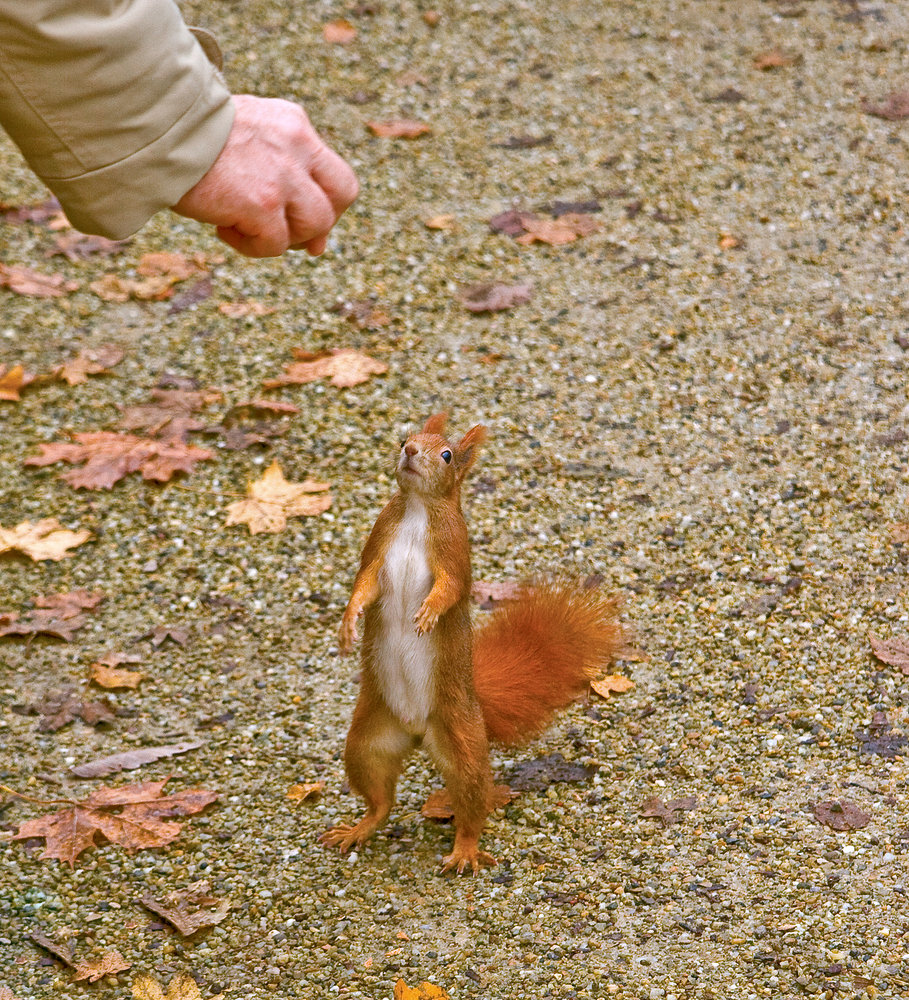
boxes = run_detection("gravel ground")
[2,1,909,997]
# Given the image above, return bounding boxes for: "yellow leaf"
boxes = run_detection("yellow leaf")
[225,460,331,534]
[0,518,91,561]
[131,972,223,1000]
[394,980,451,1000]
[89,662,145,689]
[591,675,635,699]
[286,781,325,802]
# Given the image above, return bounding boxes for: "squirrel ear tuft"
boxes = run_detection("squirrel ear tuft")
[422,412,448,436]
[454,424,488,478]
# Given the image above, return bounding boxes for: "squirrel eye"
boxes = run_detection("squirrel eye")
[441,449,452,464]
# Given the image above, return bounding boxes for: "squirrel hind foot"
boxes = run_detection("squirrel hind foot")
[320,821,379,854]
[440,845,497,875]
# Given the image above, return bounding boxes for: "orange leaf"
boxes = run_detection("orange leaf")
[752,48,800,70]
[323,18,357,43]
[225,460,331,534]
[0,262,78,297]
[394,980,450,1000]
[287,781,325,802]
[50,343,124,386]
[366,119,432,138]
[72,949,130,983]
[590,674,635,699]
[424,214,457,230]
[262,348,388,390]
[89,662,145,689]
[0,364,34,401]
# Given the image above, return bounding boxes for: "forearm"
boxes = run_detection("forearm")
[0,0,234,238]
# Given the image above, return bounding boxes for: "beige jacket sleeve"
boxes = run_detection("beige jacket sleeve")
[0,0,235,238]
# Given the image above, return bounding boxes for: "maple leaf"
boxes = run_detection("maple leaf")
[71,740,203,779]
[48,232,128,260]
[515,212,601,246]
[50,343,125,386]
[139,880,230,936]
[27,431,213,488]
[861,88,909,121]
[366,119,432,138]
[0,518,91,561]
[590,674,635,699]
[286,781,325,802]
[324,18,357,43]
[12,778,218,867]
[89,660,145,690]
[460,281,533,313]
[28,685,114,731]
[813,799,870,832]
[0,363,34,401]
[262,348,388,390]
[869,634,909,675]
[421,784,514,820]
[394,981,450,1000]
[118,388,221,441]
[0,195,63,225]
[132,972,223,1000]
[72,949,130,983]
[640,795,698,827]
[0,262,78,297]
[225,460,331,534]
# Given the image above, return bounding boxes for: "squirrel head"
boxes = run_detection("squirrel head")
[395,413,488,499]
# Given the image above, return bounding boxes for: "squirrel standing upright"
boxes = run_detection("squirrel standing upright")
[321,413,622,873]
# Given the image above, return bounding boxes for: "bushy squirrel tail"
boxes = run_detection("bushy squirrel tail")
[472,581,622,746]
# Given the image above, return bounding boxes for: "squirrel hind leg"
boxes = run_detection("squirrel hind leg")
[441,832,497,875]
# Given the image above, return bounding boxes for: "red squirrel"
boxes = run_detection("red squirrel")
[320,413,622,873]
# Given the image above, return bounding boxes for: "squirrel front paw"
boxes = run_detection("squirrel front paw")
[413,601,439,636]
[338,613,360,654]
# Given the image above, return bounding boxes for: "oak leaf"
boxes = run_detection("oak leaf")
[0,262,78,297]
[262,348,388,389]
[131,972,223,1000]
[12,778,218,867]
[590,674,635,699]
[869,633,909,675]
[71,741,203,779]
[640,795,698,827]
[225,460,331,534]
[0,519,91,561]
[0,363,34,401]
[72,949,130,983]
[27,431,213,488]
[139,880,230,936]
[50,343,125,386]
[366,119,432,138]
[118,388,221,441]
[460,281,533,313]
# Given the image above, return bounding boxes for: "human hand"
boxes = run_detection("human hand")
[172,94,358,257]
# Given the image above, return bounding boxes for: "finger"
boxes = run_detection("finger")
[216,214,291,258]
[308,144,359,215]
[285,182,338,248]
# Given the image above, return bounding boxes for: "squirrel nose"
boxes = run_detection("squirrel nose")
[404,443,418,457]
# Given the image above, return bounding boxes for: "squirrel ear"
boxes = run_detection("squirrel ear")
[422,412,448,436]
[454,424,488,478]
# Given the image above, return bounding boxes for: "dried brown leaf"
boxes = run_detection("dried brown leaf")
[225,460,332,534]
[0,195,63,225]
[118,387,220,441]
[424,214,457,230]
[514,213,600,246]
[324,18,357,43]
[27,431,213,488]
[131,972,221,1000]
[813,799,870,831]
[71,741,203,778]
[286,781,325,802]
[217,300,275,318]
[262,348,388,390]
[861,88,909,121]
[50,343,125,386]
[28,930,75,966]
[869,633,909,675]
[48,232,128,260]
[0,363,34,402]
[366,119,432,138]
[89,662,145,690]
[139,880,230,936]
[12,778,217,867]
[0,519,91,561]
[0,263,78,297]
[29,685,115,731]
[460,281,533,313]
[590,674,635,699]
[640,795,698,827]
[752,48,800,70]
[71,949,130,983]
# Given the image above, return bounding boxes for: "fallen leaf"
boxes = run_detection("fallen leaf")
[0,589,101,641]
[118,387,221,441]
[89,662,145,690]
[262,348,388,390]
[855,712,908,758]
[514,213,601,246]
[230,399,300,416]
[506,753,597,792]
[544,199,603,217]
[150,625,190,647]
[861,88,909,121]
[492,134,553,149]
[72,741,204,779]
[0,262,78,297]
[27,431,213,488]
[167,276,213,314]
[12,778,218,867]
[708,86,747,103]
[286,781,326,802]
[869,633,909,675]
[394,980,450,1000]
[459,281,533,313]
[139,880,230,936]
[28,930,75,966]
[71,949,130,983]
[421,784,515,820]
[813,799,870,831]
[217,300,275,318]
[752,48,800,70]
[424,214,457,230]
[718,233,742,250]
[38,589,104,616]
[366,119,432,138]
[324,18,357,43]
[489,208,538,237]
[131,972,222,1000]
[28,685,115,731]
[0,363,34,401]
[48,232,128,260]
[590,675,635,699]
[0,519,91,561]
[49,343,125,386]
[471,580,522,607]
[640,795,698,827]
[889,523,909,543]
[225,460,332,534]
[90,252,209,302]
[0,195,63,226]
[332,298,392,329]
